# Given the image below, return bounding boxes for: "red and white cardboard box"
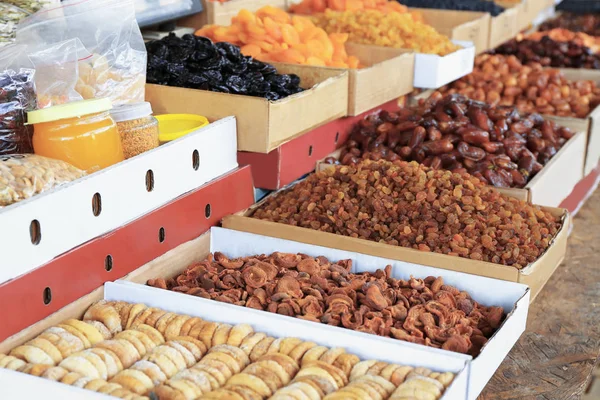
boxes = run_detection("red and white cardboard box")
[0,117,238,284]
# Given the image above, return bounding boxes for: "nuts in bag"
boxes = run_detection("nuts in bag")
[0,154,85,206]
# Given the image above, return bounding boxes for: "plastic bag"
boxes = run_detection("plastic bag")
[0,154,85,206]
[15,0,147,107]
[0,68,37,155]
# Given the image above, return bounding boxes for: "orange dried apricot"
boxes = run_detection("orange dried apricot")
[195,6,360,68]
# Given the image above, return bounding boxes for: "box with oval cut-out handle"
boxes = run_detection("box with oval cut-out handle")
[0,117,238,286]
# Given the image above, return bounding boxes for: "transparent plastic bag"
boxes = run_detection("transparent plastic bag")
[0,154,85,206]
[0,67,37,155]
[15,0,147,107]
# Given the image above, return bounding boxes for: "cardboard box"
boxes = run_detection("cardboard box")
[179,0,288,28]
[543,68,600,177]
[0,117,238,285]
[412,40,475,89]
[516,0,555,31]
[0,231,473,398]
[489,6,521,49]
[412,8,491,55]
[270,45,415,117]
[118,227,531,400]
[223,203,569,303]
[146,65,348,154]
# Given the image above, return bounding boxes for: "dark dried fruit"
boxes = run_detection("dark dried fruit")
[146,33,304,100]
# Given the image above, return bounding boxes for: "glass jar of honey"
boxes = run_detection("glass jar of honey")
[28,98,124,172]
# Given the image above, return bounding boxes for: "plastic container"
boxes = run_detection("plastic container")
[111,102,159,159]
[156,114,210,144]
[28,98,124,172]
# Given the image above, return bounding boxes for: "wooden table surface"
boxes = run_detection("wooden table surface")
[480,188,600,400]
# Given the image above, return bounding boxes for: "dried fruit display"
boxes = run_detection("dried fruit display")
[0,69,36,155]
[311,9,460,55]
[252,160,561,268]
[438,54,600,117]
[525,29,600,53]
[289,0,418,17]
[539,12,600,37]
[148,252,505,356]
[398,0,505,17]
[329,93,574,188]
[147,33,304,100]
[492,35,600,69]
[196,6,360,68]
[1,300,454,399]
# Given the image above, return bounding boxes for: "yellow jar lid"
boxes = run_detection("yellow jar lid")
[156,114,210,142]
[27,98,113,125]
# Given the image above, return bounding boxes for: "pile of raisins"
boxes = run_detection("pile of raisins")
[146,33,304,101]
[253,159,561,269]
[399,0,505,17]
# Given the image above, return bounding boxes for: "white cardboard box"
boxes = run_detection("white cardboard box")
[0,117,238,284]
[414,40,475,89]
[119,227,530,399]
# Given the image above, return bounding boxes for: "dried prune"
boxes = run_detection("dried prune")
[146,33,305,100]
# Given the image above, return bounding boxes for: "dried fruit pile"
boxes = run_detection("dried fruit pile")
[0,69,36,155]
[539,12,600,37]
[328,93,574,188]
[492,33,600,69]
[311,9,460,55]
[525,29,600,53]
[146,33,304,100]
[289,0,418,17]
[0,300,455,399]
[148,252,505,356]
[398,0,505,17]
[253,160,561,268]
[438,54,600,117]
[196,6,360,67]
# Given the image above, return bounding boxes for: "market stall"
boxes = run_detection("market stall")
[1,0,599,399]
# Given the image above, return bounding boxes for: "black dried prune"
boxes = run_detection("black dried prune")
[145,34,304,99]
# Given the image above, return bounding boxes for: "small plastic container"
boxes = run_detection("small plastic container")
[111,102,160,159]
[156,114,210,144]
[28,98,124,172]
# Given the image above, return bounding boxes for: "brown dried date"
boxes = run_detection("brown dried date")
[337,93,572,188]
[148,249,506,356]
[439,54,600,118]
[253,160,562,270]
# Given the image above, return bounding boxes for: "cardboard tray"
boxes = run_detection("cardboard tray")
[411,40,476,89]
[0,117,238,286]
[314,127,587,207]
[223,202,570,303]
[146,65,348,154]
[179,0,288,27]
[117,227,531,400]
[543,68,600,177]
[488,6,521,49]
[0,229,480,398]
[412,8,492,55]
[271,45,415,117]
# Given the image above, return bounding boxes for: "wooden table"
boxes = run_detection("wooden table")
[480,188,600,399]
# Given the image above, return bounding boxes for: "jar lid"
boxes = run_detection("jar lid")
[156,114,210,142]
[27,98,112,125]
[110,102,153,123]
